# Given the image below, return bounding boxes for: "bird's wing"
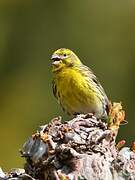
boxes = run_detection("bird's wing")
[80,65,110,114]
[52,79,57,98]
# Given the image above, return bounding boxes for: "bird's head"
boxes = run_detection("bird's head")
[51,48,81,72]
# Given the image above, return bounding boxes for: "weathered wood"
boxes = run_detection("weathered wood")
[0,104,135,180]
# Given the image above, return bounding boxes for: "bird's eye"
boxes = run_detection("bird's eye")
[63,54,67,57]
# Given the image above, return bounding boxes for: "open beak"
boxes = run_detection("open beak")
[51,54,61,65]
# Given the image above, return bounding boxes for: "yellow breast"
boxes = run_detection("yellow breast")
[53,67,103,116]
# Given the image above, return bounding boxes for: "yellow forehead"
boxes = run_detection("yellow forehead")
[54,48,73,55]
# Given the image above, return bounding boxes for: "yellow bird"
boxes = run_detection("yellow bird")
[51,48,109,119]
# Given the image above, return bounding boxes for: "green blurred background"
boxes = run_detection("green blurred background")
[0,0,135,170]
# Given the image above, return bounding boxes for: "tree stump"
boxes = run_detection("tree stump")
[0,103,135,180]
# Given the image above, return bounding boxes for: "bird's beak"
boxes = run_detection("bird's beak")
[51,54,61,65]
[51,54,60,60]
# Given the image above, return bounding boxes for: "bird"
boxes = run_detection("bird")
[51,48,110,119]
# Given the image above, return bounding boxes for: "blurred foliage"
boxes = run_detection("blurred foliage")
[0,0,135,170]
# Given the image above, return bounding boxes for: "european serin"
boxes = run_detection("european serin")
[51,48,109,119]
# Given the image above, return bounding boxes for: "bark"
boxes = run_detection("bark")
[0,103,135,180]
